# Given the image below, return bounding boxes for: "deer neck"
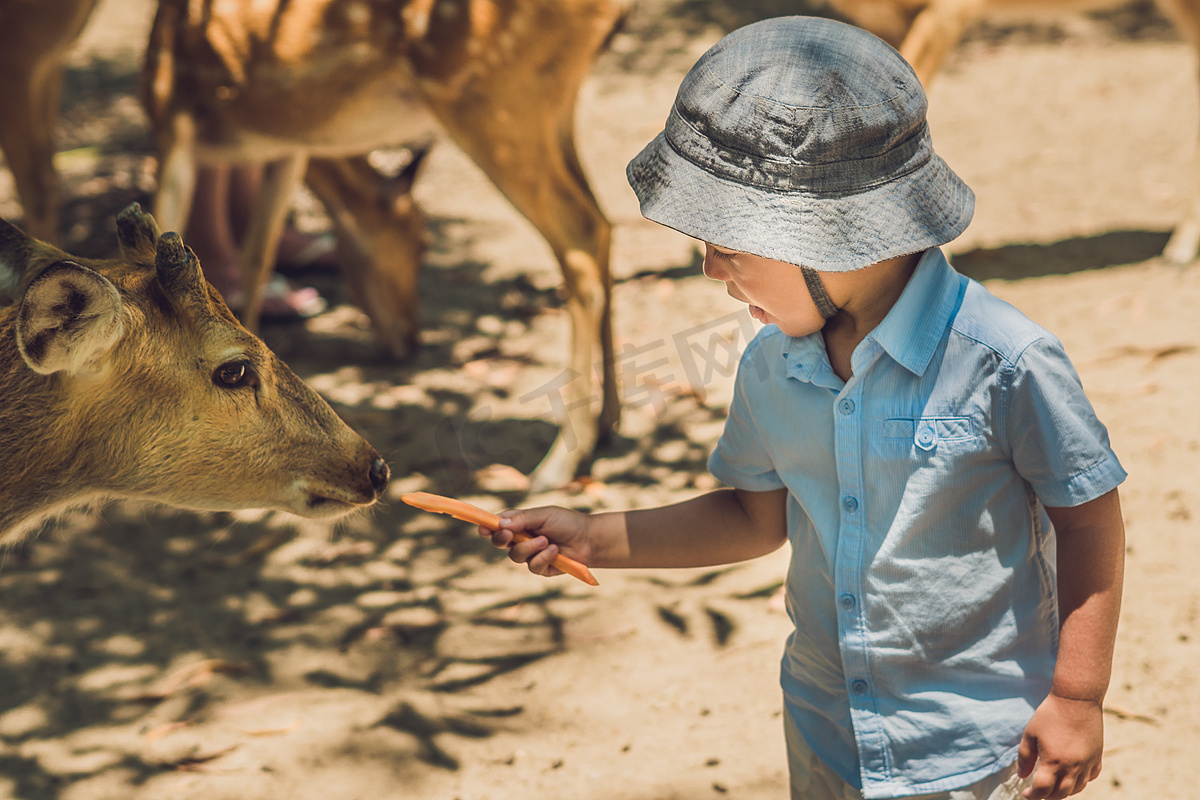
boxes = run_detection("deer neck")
[0,335,102,544]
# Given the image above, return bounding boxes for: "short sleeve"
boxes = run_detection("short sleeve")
[707,343,787,492]
[1005,336,1126,507]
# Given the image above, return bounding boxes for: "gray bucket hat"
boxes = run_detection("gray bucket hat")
[626,16,974,272]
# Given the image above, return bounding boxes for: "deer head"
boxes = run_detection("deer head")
[0,203,389,543]
[303,148,430,358]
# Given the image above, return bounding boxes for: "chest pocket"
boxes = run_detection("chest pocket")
[881,416,979,453]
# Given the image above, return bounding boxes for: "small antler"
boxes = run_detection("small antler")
[155,231,203,298]
[115,203,162,256]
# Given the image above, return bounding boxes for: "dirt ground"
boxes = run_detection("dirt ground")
[0,1,1198,799]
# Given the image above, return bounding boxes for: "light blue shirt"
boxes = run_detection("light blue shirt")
[708,248,1126,799]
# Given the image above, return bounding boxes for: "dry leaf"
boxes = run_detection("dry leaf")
[144,721,194,742]
[132,659,251,702]
[154,744,240,771]
[239,718,304,737]
[1103,705,1160,725]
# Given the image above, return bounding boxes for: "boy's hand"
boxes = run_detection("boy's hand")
[478,506,593,579]
[1017,693,1104,799]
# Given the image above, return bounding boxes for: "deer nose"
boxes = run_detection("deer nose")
[369,457,390,494]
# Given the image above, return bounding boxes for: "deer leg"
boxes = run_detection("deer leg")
[1163,114,1200,265]
[238,154,308,331]
[151,113,198,236]
[0,0,96,244]
[0,61,62,242]
[557,121,619,435]
[408,0,625,489]
[492,136,614,489]
[897,0,985,87]
[439,109,615,491]
[1155,0,1200,263]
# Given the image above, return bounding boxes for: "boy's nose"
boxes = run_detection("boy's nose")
[702,251,727,281]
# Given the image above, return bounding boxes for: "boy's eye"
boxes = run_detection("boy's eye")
[708,246,736,262]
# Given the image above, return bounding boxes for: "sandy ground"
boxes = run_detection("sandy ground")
[0,1,1198,798]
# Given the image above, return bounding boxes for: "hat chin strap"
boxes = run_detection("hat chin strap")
[801,266,839,319]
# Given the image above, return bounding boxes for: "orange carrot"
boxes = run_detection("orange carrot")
[402,491,504,528]
[400,492,599,586]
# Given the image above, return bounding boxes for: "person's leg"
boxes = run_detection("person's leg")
[186,164,241,297]
[229,162,336,273]
[784,709,1030,800]
[226,161,259,234]
[188,163,325,320]
[784,711,862,800]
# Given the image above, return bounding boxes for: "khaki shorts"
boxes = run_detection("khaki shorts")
[784,712,1032,800]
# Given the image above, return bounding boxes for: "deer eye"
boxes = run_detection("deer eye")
[213,360,257,389]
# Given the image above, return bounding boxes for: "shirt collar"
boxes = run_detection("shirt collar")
[779,248,966,383]
[782,331,840,388]
[868,248,966,376]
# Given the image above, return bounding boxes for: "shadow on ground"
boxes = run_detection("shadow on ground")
[951,230,1173,282]
[0,482,578,796]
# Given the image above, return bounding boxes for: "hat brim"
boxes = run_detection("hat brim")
[626,130,975,273]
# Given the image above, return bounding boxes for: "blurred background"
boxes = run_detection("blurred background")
[0,1,1196,798]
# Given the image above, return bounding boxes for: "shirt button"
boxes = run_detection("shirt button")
[842,496,858,513]
[839,593,856,610]
[916,422,937,451]
[850,679,869,695]
[837,398,855,415]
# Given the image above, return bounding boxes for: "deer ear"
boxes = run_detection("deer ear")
[17,261,124,375]
[390,141,431,201]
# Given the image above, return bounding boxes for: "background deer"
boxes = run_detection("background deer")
[0,203,390,545]
[0,0,100,243]
[11,0,1195,494]
[141,0,629,491]
[825,0,1200,262]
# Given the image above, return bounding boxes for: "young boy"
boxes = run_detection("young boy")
[479,16,1126,800]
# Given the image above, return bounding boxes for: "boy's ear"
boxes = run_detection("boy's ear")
[17,261,124,375]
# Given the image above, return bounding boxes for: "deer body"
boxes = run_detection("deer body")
[143,0,627,490]
[827,0,1200,263]
[0,204,388,544]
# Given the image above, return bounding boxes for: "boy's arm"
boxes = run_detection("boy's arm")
[1019,488,1125,800]
[603,487,789,568]
[498,487,788,576]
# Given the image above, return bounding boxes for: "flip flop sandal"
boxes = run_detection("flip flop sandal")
[227,274,327,323]
[275,232,338,275]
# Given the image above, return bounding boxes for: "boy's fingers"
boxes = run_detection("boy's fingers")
[1026,764,1087,800]
[528,544,562,577]
[478,525,512,546]
[507,536,548,564]
[487,508,522,531]
[502,507,554,531]
[1055,769,1085,800]
[1023,763,1057,800]
[1017,735,1037,779]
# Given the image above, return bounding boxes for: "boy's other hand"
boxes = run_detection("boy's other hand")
[478,505,593,579]
[1017,693,1104,799]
